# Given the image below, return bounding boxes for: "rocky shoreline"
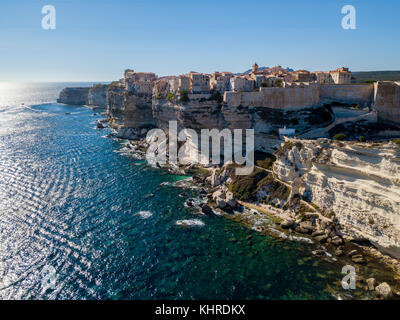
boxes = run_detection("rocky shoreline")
[97,120,400,300]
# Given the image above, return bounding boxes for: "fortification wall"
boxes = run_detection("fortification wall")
[319,84,374,106]
[374,82,400,124]
[224,85,320,109]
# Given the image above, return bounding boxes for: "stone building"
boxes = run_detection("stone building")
[167,76,179,93]
[230,76,255,92]
[292,70,312,82]
[189,72,210,94]
[210,72,233,93]
[179,75,190,92]
[252,62,259,73]
[313,71,331,84]
[330,67,352,84]
[124,69,158,93]
[124,69,158,82]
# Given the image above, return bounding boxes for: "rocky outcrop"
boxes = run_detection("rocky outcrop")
[107,86,155,139]
[58,87,90,105]
[152,98,333,153]
[273,138,400,258]
[87,84,109,108]
[374,81,400,124]
[375,282,392,298]
[58,85,109,108]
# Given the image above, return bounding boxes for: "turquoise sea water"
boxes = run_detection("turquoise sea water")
[0,83,346,299]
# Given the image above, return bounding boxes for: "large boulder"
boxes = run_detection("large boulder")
[216,198,227,209]
[375,282,392,299]
[210,169,221,187]
[331,236,344,246]
[366,278,376,291]
[334,247,345,257]
[200,204,213,215]
[225,191,237,208]
[315,235,328,243]
[281,219,295,229]
[212,189,236,210]
[297,221,315,234]
[351,254,366,264]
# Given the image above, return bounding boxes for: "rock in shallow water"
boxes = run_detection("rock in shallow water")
[200,204,213,215]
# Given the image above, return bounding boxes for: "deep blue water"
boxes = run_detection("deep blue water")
[0,85,346,300]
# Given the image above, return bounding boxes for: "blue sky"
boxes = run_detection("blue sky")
[0,0,399,82]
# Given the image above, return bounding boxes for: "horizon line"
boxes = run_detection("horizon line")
[2,69,400,83]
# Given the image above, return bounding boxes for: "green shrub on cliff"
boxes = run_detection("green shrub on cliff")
[393,139,400,145]
[333,133,347,141]
[209,91,223,103]
[179,90,190,102]
[167,92,175,101]
[228,168,268,201]
[307,106,333,125]
[256,153,276,170]
[359,136,366,142]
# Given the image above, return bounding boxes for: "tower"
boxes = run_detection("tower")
[252,62,259,73]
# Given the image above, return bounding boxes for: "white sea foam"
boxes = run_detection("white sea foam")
[135,211,153,219]
[175,219,205,227]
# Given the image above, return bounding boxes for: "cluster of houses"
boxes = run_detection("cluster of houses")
[120,64,352,96]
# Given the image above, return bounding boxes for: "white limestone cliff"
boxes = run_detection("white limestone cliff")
[273,138,400,258]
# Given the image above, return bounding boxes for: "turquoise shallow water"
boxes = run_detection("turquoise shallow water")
[0,85,347,299]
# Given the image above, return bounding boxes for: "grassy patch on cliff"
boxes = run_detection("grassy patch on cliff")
[228,168,268,201]
[228,167,289,204]
[333,133,347,141]
[306,105,333,125]
[257,175,290,203]
[179,90,190,102]
[255,151,276,170]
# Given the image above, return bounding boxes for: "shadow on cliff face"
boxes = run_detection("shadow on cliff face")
[328,120,400,141]
[254,104,334,136]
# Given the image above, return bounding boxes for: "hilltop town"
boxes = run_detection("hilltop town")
[120,64,352,96]
[58,63,400,144]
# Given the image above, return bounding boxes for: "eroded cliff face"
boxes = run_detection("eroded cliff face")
[107,87,155,139]
[58,85,108,108]
[87,84,109,108]
[58,87,90,105]
[273,138,400,258]
[152,99,333,153]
